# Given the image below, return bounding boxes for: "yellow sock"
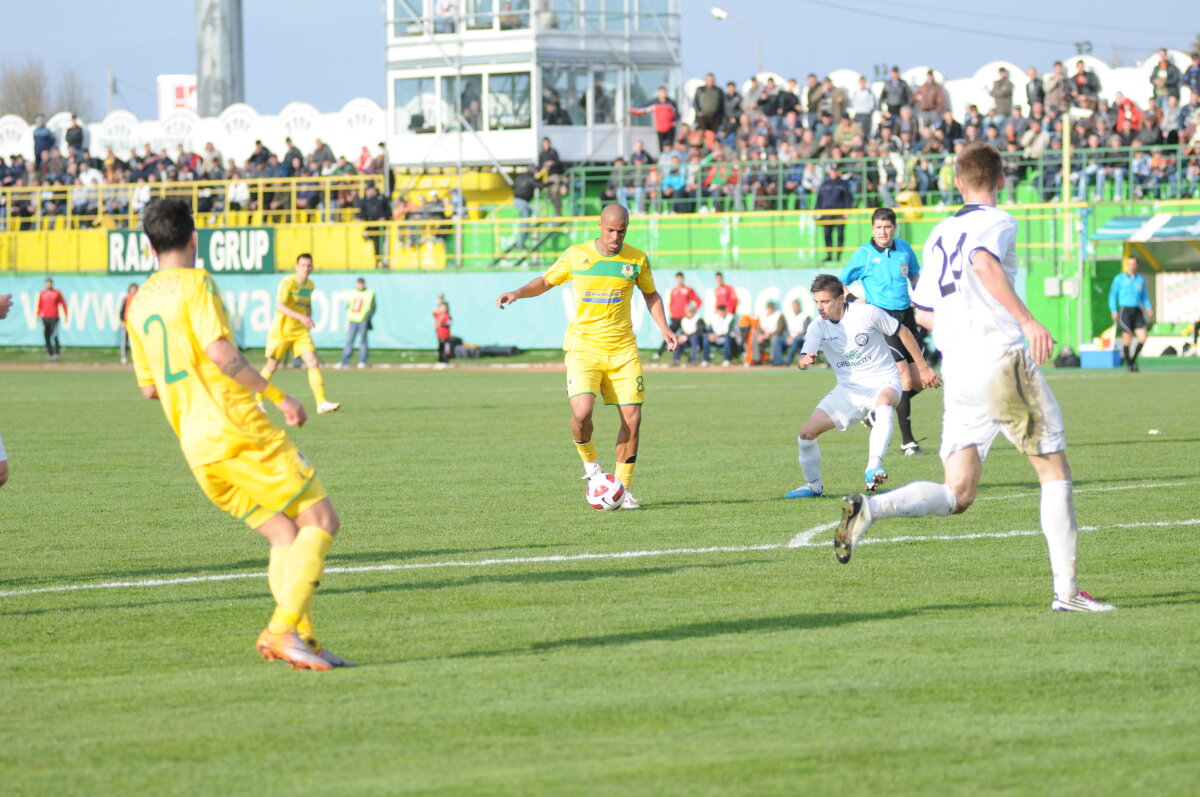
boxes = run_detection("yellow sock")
[574,440,598,464]
[267,526,333,634]
[307,366,328,404]
[267,544,290,604]
[615,461,635,491]
[268,544,315,637]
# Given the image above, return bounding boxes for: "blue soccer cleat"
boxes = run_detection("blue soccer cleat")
[785,486,823,499]
[864,467,888,491]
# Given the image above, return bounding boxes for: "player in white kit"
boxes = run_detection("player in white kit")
[785,274,939,499]
[833,143,1115,613]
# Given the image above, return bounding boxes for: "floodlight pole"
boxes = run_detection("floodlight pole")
[710,7,763,76]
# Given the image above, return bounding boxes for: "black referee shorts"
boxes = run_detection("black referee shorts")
[1118,306,1147,333]
[882,307,921,363]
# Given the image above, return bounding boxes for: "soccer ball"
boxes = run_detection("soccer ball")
[586,473,626,511]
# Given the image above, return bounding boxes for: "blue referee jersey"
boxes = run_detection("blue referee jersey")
[1108,272,1151,313]
[839,238,921,311]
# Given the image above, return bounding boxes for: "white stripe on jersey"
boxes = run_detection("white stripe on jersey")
[801,302,900,389]
[911,203,1024,359]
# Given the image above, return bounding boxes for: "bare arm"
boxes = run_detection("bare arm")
[897,324,941,388]
[276,302,315,329]
[496,276,555,309]
[914,308,934,330]
[971,248,1055,364]
[205,337,306,426]
[643,290,678,351]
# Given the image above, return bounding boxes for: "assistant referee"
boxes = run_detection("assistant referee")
[1109,255,1153,372]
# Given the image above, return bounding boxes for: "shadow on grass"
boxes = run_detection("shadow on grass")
[399,602,1015,664]
[0,544,561,589]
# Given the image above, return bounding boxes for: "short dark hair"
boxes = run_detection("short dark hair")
[872,207,897,225]
[715,271,724,278]
[143,198,195,254]
[296,253,313,264]
[811,274,844,296]
[675,271,684,278]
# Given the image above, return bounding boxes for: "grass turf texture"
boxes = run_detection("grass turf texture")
[1,361,1198,795]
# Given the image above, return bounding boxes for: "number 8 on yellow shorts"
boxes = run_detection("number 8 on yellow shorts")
[565,349,645,405]
[265,330,316,362]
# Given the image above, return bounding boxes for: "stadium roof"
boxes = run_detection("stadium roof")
[1092,214,1200,271]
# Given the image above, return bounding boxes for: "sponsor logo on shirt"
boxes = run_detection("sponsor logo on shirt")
[582,288,622,304]
[855,333,869,346]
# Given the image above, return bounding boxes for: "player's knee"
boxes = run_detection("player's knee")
[798,428,820,441]
[0,462,9,488]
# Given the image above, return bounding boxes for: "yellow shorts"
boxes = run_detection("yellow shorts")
[565,348,645,405]
[265,329,316,362]
[193,436,327,529]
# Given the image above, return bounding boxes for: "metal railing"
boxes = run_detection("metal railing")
[0,174,388,233]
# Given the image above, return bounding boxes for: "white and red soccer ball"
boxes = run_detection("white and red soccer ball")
[586,473,626,511]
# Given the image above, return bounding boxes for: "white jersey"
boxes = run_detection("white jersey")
[801,302,900,389]
[912,203,1025,361]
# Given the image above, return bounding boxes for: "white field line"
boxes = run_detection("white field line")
[3,518,1198,601]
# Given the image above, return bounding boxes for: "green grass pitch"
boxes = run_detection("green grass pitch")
[2,359,1198,795]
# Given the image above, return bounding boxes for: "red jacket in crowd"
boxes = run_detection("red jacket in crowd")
[631,99,678,134]
[714,283,738,315]
[668,284,701,318]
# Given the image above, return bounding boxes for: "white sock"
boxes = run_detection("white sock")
[868,481,956,519]
[867,405,894,470]
[797,436,822,492]
[1040,480,1078,598]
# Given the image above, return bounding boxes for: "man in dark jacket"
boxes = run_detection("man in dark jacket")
[693,73,725,145]
[815,165,854,261]
[1149,48,1183,108]
[512,165,545,248]
[879,67,912,116]
[64,116,85,152]
[32,115,54,165]
[357,184,392,266]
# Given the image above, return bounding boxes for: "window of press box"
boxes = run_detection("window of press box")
[488,72,532,130]
[394,77,438,134]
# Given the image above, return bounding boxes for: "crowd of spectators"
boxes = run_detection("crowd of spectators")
[595,50,1200,213]
[0,125,403,232]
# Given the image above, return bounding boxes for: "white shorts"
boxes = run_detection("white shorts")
[817,379,902,431]
[940,347,1066,462]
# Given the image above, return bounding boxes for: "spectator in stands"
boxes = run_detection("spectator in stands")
[498,2,522,29]
[250,139,273,166]
[536,0,557,29]
[742,76,762,115]
[1149,48,1183,109]
[308,138,334,167]
[32,115,54,166]
[357,183,391,266]
[693,73,725,148]
[1068,60,1100,109]
[1044,61,1067,112]
[777,79,801,127]
[1185,52,1200,95]
[913,71,945,131]
[879,66,911,116]
[802,73,821,130]
[722,80,743,123]
[706,304,740,366]
[770,299,807,366]
[631,86,679,154]
[673,305,708,365]
[753,301,784,364]
[1025,66,1045,109]
[65,115,85,152]
[816,164,853,261]
[660,154,687,211]
[988,67,1014,126]
[1161,95,1184,144]
[849,75,877,138]
[657,272,700,360]
[601,156,643,212]
[537,136,568,215]
[1137,109,1164,146]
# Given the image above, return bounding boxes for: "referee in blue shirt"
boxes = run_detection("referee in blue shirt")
[840,208,930,455]
[1108,255,1153,372]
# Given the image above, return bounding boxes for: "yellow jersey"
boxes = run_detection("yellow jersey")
[127,268,284,468]
[271,274,314,338]
[544,241,657,355]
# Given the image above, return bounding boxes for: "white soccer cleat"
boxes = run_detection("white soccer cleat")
[356,362,367,369]
[834,493,873,564]
[333,362,345,370]
[581,460,604,480]
[620,491,641,510]
[1051,591,1117,613]
[317,401,342,414]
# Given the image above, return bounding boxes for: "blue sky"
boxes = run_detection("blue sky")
[4,0,1194,120]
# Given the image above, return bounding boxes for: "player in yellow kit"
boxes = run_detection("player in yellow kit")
[496,204,677,508]
[260,253,340,415]
[126,198,351,670]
